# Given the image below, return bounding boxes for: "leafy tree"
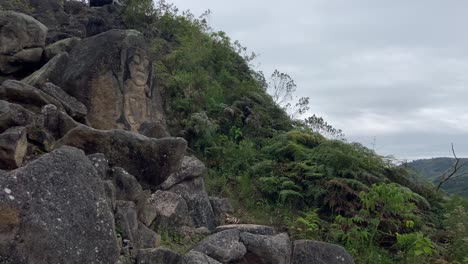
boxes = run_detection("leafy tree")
[303,114,345,140]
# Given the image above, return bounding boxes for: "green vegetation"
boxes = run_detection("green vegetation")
[124,1,468,263]
[408,158,468,197]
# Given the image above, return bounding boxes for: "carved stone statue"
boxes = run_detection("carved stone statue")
[123,48,151,131]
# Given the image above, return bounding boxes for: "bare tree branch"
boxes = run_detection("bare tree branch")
[436,143,468,191]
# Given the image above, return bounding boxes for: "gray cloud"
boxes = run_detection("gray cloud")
[169,0,468,159]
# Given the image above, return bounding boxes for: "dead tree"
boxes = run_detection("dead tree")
[436,143,468,191]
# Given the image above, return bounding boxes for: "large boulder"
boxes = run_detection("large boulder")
[161,156,207,190]
[209,197,234,226]
[168,177,216,231]
[193,229,247,263]
[0,100,34,133]
[184,251,222,264]
[0,11,47,54]
[111,167,143,202]
[291,240,355,264]
[44,37,80,60]
[55,125,187,187]
[0,146,119,263]
[0,126,27,170]
[0,80,64,113]
[61,29,165,131]
[22,52,70,88]
[0,11,47,75]
[136,248,183,264]
[240,232,291,264]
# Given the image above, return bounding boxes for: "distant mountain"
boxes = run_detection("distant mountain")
[407,157,468,197]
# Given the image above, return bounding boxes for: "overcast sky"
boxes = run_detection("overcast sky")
[169,0,468,160]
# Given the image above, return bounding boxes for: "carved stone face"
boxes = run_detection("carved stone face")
[128,51,150,87]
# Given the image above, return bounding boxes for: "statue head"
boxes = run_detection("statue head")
[127,47,150,87]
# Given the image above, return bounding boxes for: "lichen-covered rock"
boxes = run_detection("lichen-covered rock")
[55,125,187,187]
[0,11,47,54]
[87,153,109,179]
[61,29,165,131]
[139,121,170,139]
[146,190,193,230]
[209,197,234,226]
[136,248,184,264]
[0,11,47,75]
[291,240,355,264]
[240,232,291,264]
[22,52,70,89]
[0,146,119,264]
[168,177,216,231]
[161,156,207,190]
[215,224,275,236]
[40,82,87,120]
[0,126,27,170]
[184,251,222,264]
[194,229,247,263]
[0,100,34,133]
[111,167,143,202]
[0,80,64,113]
[44,37,80,60]
[40,104,79,140]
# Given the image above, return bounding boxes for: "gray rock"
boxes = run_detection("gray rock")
[136,222,161,249]
[0,80,64,113]
[139,121,170,139]
[215,224,275,236]
[0,146,119,263]
[194,229,247,263]
[169,177,216,231]
[146,190,192,230]
[136,248,184,264]
[0,126,27,170]
[44,37,80,60]
[22,52,69,88]
[0,11,47,74]
[13,47,43,62]
[61,29,164,131]
[0,100,34,133]
[55,125,187,187]
[0,11,47,54]
[291,240,355,264]
[115,200,139,247]
[209,197,234,226]
[240,232,291,264]
[184,251,222,264]
[103,179,117,211]
[161,156,207,190]
[87,153,109,179]
[40,82,87,120]
[40,104,79,140]
[111,167,143,202]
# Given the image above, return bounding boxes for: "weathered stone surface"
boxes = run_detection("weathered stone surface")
[40,82,87,119]
[139,121,170,139]
[0,11,47,54]
[291,240,355,264]
[22,52,70,88]
[194,229,247,263]
[136,222,161,249]
[169,177,216,231]
[0,146,119,263]
[103,179,117,211]
[0,100,34,133]
[0,126,27,170]
[112,167,143,202]
[40,104,79,140]
[115,200,139,247]
[0,80,64,113]
[215,224,275,236]
[0,11,47,74]
[136,248,184,264]
[87,153,109,179]
[210,197,234,226]
[147,190,192,230]
[184,251,222,264]
[61,29,165,131]
[161,156,207,190]
[240,232,291,264]
[44,37,80,60]
[55,125,187,187]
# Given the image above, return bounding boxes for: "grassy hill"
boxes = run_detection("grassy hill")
[407,158,468,198]
[122,1,468,263]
